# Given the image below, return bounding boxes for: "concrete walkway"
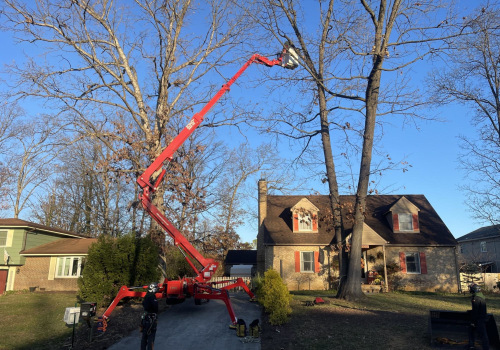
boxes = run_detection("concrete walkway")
[108,292,262,350]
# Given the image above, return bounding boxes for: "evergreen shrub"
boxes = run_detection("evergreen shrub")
[163,244,195,279]
[252,273,265,300]
[77,234,160,308]
[261,269,292,325]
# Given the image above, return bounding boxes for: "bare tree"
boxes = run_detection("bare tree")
[194,142,287,259]
[0,101,21,148]
[215,143,283,233]
[0,101,23,212]
[3,115,65,218]
[1,0,248,243]
[429,1,500,226]
[162,132,226,239]
[241,0,459,299]
[32,137,134,236]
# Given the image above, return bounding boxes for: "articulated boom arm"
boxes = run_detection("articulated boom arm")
[101,46,298,326]
[137,54,287,192]
[137,51,295,280]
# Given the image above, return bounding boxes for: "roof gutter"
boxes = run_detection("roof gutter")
[5,224,86,238]
[20,253,90,256]
[387,244,457,248]
[457,235,500,243]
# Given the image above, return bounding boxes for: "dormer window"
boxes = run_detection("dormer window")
[291,198,319,233]
[299,212,312,231]
[386,196,420,233]
[398,213,413,231]
[393,212,419,233]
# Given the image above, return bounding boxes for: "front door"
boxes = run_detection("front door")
[0,269,8,294]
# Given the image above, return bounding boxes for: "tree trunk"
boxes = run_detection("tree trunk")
[317,86,346,288]
[337,53,383,300]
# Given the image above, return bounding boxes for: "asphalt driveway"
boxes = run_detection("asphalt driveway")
[108,292,262,350]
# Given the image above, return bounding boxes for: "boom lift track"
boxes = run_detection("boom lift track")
[100,44,298,328]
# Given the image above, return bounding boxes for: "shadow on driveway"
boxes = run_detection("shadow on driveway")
[108,292,262,350]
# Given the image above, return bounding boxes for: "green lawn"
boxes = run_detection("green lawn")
[0,291,79,350]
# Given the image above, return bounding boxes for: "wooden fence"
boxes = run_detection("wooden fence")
[460,272,500,293]
[210,276,252,291]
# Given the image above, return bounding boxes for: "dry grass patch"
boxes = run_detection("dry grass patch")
[261,291,500,350]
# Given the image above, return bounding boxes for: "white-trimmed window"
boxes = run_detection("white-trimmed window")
[56,257,83,278]
[301,251,314,272]
[398,213,413,231]
[0,231,7,246]
[405,252,421,274]
[480,241,487,253]
[298,212,312,231]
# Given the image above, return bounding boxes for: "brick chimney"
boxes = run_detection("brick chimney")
[257,179,267,274]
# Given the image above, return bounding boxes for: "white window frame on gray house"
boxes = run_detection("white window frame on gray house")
[480,241,487,253]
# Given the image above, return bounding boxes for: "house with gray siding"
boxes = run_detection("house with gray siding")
[457,225,500,273]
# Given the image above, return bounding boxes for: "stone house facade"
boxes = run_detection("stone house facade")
[257,180,460,292]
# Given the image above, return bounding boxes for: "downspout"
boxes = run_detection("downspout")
[454,245,461,293]
[257,179,268,275]
[383,245,388,292]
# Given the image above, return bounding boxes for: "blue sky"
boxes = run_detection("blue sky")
[375,106,478,239]
[217,71,480,243]
[232,98,480,243]
[0,2,487,243]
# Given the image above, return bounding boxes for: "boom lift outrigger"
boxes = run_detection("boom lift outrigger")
[100,44,298,329]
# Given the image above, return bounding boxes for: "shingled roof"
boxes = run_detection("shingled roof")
[262,195,457,247]
[456,224,500,242]
[0,218,89,238]
[20,238,98,255]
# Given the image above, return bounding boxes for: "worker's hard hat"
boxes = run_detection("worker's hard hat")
[469,283,480,294]
[148,282,159,293]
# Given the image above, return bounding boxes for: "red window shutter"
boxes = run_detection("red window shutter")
[293,213,299,232]
[314,251,320,273]
[312,215,318,231]
[412,214,419,231]
[399,252,407,273]
[295,251,300,272]
[393,214,399,231]
[420,252,427,274]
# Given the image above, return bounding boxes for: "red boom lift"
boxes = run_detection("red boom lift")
[99,44,298,330]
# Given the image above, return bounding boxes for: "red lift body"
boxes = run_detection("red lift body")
[101,47,298,327]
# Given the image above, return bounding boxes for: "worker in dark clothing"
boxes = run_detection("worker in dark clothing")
[141,282,159,350]
[468,283,489,350]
